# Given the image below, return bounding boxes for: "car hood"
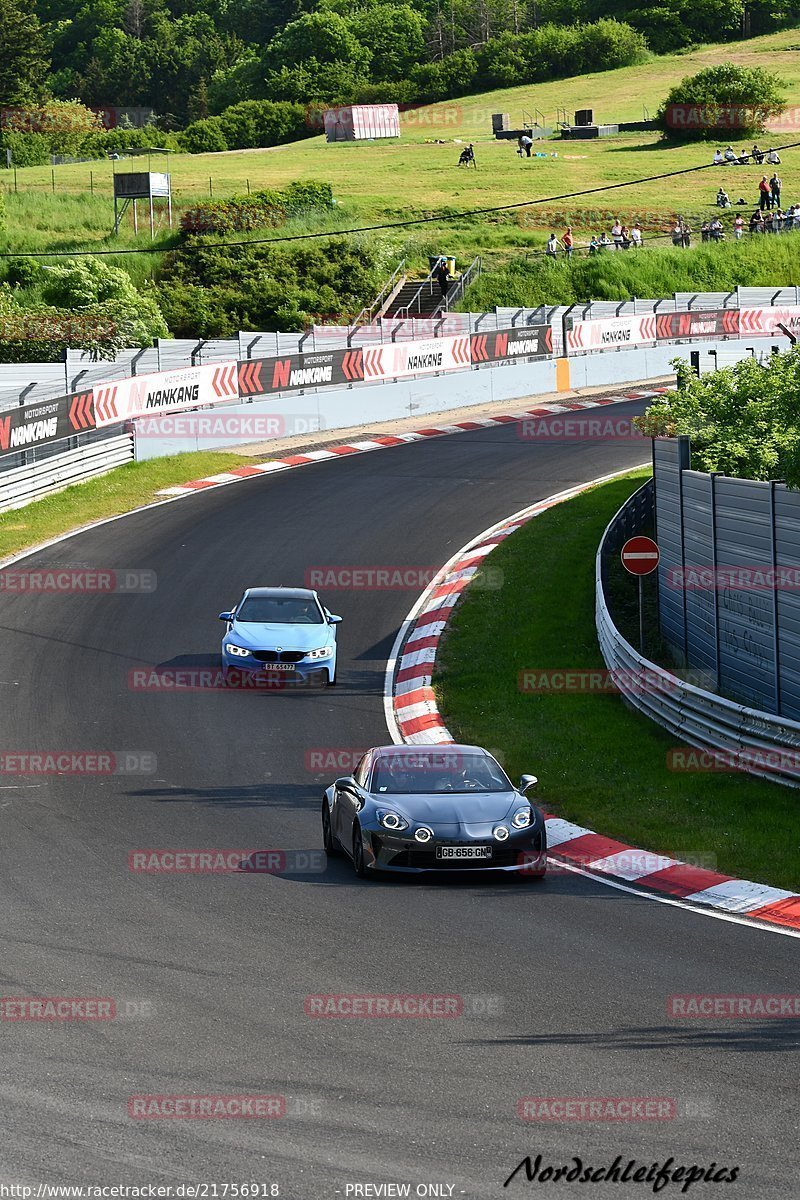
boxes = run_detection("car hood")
[373,790,524,824]
[230,622,331,652]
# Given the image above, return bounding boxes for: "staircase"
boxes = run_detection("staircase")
[383,273,442,319]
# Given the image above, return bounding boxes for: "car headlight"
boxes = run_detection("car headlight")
[512,808,533,829]
[305,645,333,660]
[225,643,250,658]
[493,825,510,841]
[378,811,409,831]
[414,827,433,843]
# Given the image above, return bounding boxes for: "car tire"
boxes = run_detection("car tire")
[352,824,369,879]
[322,800,340,857]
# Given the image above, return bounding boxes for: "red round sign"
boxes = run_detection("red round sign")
[621,536,660,576]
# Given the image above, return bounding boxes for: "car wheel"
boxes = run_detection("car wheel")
[352,824,368,879]
[322,800,340,857]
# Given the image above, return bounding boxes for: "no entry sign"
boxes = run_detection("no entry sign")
[621,536,660,576]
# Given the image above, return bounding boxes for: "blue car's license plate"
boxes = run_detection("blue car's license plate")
[437,845,492,859]
[265,663,296,672]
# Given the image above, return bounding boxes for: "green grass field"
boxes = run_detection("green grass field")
[2,29,800,267]
[436,469,800,892]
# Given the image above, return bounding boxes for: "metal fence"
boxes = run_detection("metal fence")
[654,436,800,722]
[597,478,800,788]
[0,433,134,513]
[4,284,798,414]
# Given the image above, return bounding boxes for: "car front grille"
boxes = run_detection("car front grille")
[251,651,306,664]
[391,846,522,869]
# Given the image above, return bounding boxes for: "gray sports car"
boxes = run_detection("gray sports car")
[322,744,546,880]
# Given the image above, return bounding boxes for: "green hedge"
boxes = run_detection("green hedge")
[180,180,335,236]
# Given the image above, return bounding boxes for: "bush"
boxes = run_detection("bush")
[178,116,229,154]
[217,100,311,150]
[158,237,391,336]
[658,64,787,140]
[636,351,800,486]
[180,179,335,236]
[39,258,168,348]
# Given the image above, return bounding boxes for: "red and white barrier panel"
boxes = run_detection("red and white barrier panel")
[363,336,471,381]
[94,361,239,428]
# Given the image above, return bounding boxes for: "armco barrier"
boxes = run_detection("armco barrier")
[596,480,800,788]
[0,434,134,513]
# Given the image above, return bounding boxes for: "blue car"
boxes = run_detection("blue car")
[219,587,341,686]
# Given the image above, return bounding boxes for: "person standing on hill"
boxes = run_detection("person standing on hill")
[733,214,744,239]
[546,233,559,259]
[758,176,771,210]
[562,227,574,258]
[770,172,782,209]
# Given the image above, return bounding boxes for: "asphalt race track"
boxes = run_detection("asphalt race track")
[0,397,795,1197]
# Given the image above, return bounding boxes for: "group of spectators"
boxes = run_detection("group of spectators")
[716,172,783,211]
[712,144,781,166]
[545,220,644,258]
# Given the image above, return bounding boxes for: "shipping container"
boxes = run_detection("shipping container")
[323,104,400,142]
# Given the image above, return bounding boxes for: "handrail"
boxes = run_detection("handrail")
[350,258,406,331]
[439,256,482,315]
[392,262,440,321]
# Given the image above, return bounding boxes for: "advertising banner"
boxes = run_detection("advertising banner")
[237,348,364,397]
[363,336,471,380]
[93,362,239,428]
[566,315,657,353]
[0,391,91,458]
[655,311,739,340]
[471,325,552,363]
[739,306,800,338]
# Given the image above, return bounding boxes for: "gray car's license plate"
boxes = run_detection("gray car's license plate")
[436,845,492,859]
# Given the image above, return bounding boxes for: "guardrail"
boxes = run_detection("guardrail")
[0,433,133,513]
[596,480,800,788]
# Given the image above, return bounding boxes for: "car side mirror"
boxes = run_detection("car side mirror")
[327,614,343,624]
[335,775,358,797]
[519,774,538,792]
[218,611,234,622]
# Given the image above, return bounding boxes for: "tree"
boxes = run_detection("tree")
[0,0,49,104]
[349,5,426,82]
[659,63,787,140]
[264,11,371,72]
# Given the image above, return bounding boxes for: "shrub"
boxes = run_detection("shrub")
[217,100,310,150]
[178,116,229,154]
[180,180,335,236]
[658,64,787,140]
[636,351,800,486]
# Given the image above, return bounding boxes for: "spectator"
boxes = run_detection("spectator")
[770,172,781,208]
[630,222,643,248]
[700,220,709,242]
[733,214,744,239]
[771,208,783,234]
[588,234,600,255]
[737,147,750,164]
[519,133,533,157]
[672,218,691,247]
[724,145,738,163]
[562,227,574,258]
[598,232,613,251]
[433,257,450,296]
[716,187,731,208]
[546,232,559,259]
[767,148,781,164]
[713,148,724,165]
[710,217,724,241]
[749,210,763,234]
[611,219,623,250]
[752,144,765,164]
[759,176,771,210]
[620,225,631,249]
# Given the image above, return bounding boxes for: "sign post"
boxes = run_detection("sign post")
[621,536,660,653]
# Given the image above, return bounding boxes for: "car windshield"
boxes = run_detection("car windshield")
[237,596,323,624]
[371,751,511,795]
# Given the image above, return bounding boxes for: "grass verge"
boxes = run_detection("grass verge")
[0,450,246,561]
[435,467,800,892]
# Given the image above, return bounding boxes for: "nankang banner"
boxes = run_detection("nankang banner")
[471,325,552,363]
[93,362,239,428]
[655,311,739,340]
[237,348,364,397]
[0,394,74,457]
